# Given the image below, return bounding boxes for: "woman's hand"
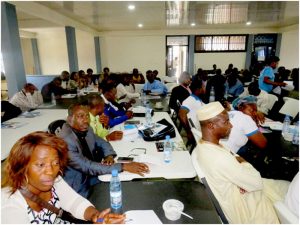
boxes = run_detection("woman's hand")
[92,208,126,224]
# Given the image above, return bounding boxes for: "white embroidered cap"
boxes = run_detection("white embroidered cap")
[197,102,225,121]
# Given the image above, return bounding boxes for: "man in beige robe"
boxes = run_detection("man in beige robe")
[195,102,290,224]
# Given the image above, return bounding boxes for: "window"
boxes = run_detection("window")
[195,35,247,52]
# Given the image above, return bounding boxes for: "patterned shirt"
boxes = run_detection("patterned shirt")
[27,187,70,224]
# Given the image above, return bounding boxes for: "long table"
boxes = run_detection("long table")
[1,109,67,160]
[98,112,196,181]
[88,180,221,224]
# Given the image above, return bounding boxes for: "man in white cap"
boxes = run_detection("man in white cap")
[195,102,290,224]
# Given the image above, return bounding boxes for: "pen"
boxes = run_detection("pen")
[96,218,104,223]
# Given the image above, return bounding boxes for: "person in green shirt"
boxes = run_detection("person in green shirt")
[88,94,123,141]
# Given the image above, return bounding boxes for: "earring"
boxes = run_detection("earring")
[25,174,29,184]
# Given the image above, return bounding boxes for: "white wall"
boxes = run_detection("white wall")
[100,35,165,76]
[76,29,96,72]
[20,38,35,74]
[279,28,299,70]
[194,52,247,73]
[36,28,69,75]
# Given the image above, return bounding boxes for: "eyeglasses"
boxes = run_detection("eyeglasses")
[128,148,147,157]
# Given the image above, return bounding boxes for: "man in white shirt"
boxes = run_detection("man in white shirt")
[195,102,290,224]
[285,172,299,217]
[116,74,140,103]
[178,79,205,144]
[9,83,43,112]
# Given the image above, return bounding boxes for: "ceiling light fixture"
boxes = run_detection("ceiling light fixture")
[128,5,135,10]
[246,21,252,25]
[138,24,143,28]
[191,23,196,26]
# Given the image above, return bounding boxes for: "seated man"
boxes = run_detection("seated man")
[152,70,161,81]
[101,83,133,127]
[178,79,205,144]
[60,70,70,89]
[88,94,123,141]
[195,102,290,224]
[116,73,140,103]
[41,77,71,102]
[143,70,168,95]
[224,96,267,155]
[285,172,299,217]
[59,103,149,197]
[9,83,43,112]
[240,81,273,115]
[169,71,191,114]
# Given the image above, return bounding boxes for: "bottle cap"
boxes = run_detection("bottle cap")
[166,135,170,140]
[112,169,118,177]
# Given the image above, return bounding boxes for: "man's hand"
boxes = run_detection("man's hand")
[106,131,123,141]
[277,82,287,87]
[144,90,151,95]
[235,156,247,163]
[101,155,115,165]
[125,111,133,119]
[122,162,149,176]
[99,114,109,128]
[129,98,136,104]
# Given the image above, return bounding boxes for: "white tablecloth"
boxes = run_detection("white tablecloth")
[99,112,196,181]
[1,109,68,160]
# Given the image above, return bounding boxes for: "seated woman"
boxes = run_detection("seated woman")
[131,68,145,84]
[1,131,125,224]
[224,96,267,155]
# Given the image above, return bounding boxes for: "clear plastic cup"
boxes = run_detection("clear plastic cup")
[162,199,184,221]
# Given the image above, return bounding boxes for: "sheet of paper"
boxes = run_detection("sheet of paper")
[137,154,162,166]
[61,94,76,98]
[281,81,294,91]
[125,210,162,224]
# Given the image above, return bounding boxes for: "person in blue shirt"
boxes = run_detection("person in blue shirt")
[101,83,133,127]
[143,70,168,95]
[225,71,244,98]
[258,56,286,93]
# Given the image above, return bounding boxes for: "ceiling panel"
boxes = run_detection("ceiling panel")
[14,1,299,31]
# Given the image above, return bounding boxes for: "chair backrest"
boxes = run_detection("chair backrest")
[133,84,144,94]
[279,97,299,118]
[273,201,299,224]
[267,93,278,111]
[187,114,202,141]
[48,120,66,135]
[191,148,229,224]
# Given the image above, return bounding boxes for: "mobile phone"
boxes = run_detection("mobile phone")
[155,142,164,152]
[117,157,134,163]
[125,120,140,125]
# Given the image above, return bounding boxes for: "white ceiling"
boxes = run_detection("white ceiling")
[12,1,299,33]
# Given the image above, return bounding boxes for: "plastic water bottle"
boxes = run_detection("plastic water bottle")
[209,86,215,102]
[51,93,56,105]
[145,104,152,127]
[292,121,299,145]
[282,115,291,137]
[110,170,122,213]
[164,135,172,163]
[141,91,146,106]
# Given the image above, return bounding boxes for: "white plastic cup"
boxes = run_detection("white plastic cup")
[162,199,184,221]
[155,102,162,108]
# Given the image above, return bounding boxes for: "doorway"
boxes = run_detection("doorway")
[166,36,189,80]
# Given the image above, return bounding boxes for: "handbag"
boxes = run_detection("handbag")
[138,118,176,141]
[19,188,90,224]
